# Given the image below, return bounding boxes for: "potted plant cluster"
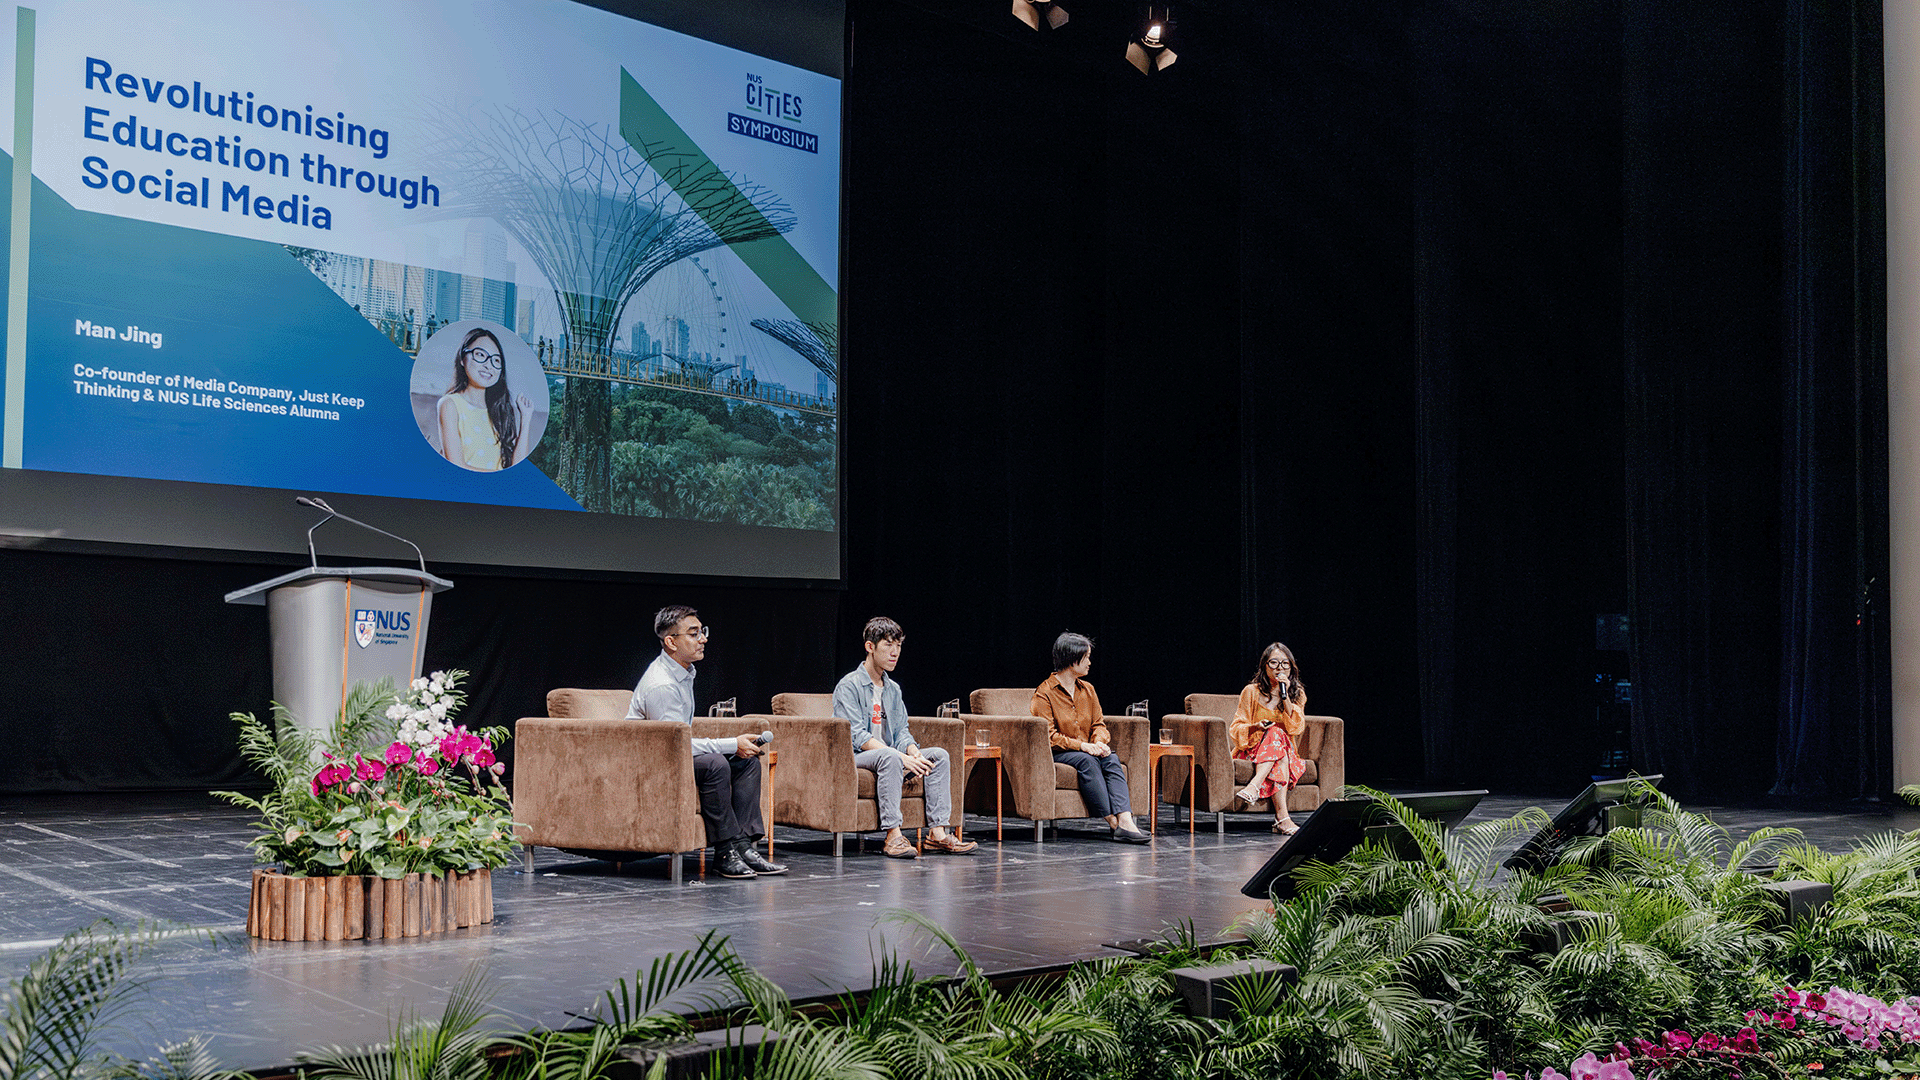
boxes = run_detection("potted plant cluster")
[217,670,516,941]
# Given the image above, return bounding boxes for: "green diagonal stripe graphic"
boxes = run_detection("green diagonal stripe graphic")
[619,67,837,330]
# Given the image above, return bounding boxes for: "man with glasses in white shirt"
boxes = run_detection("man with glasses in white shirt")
[627,605,786,880]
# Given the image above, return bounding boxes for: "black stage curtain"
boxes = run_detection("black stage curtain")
[1409,4,1629,790]
[1622,0,1890,801]
[0,547,838,792]
[1622,2,1786,799]
[1773,0,1892,801]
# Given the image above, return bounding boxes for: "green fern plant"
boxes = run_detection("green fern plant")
[1771,831,1920,994]
[0,921,231,1080]
[508,930,755,1080]
[296,962,501,1080]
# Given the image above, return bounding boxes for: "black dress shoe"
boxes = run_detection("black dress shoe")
[715,845,757,879]
[739,843,788,875]
[1112,827,1151,844]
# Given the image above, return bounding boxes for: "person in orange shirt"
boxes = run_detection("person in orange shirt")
[1031,632,1151,844]
[1231,642,1309,834]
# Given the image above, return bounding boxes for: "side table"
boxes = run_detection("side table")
[961,745,1003,842]
[765,749,778,858]
[1148,743,1196,836]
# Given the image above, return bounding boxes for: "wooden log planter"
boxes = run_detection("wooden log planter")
[245,868,494,941]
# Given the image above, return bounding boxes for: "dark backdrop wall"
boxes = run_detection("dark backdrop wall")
[0,0,1889,802]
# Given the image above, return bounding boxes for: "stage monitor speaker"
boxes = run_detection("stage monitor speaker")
[1502,774,1665,874]
[1239,790,1488,901]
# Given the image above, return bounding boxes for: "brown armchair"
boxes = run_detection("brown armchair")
[512,689,773,882]
[961,688,1150,841]
[1156,692,1346,832]
[764,693,964,857]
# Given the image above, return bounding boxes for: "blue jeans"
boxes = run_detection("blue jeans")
[1052,749,1130,818]
[854,746,953,830]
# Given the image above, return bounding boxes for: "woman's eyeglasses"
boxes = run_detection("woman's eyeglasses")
[463,348,503,369]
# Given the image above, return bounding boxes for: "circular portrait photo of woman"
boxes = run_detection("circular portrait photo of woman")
[409,321,550,472]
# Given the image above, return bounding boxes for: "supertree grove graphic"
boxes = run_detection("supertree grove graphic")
[427,107,797,512]
[750,318,838,385]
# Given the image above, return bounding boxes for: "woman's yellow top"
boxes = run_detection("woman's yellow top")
[448,395,502,471]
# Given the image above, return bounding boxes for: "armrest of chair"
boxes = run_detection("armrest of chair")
[907,717,964,825]
[512,718,700,854]
[958,714,1055,819]
[1305,716,1345,796]
[1102,715,1151,816]
[1162,713,1233,810]
[741,713,858,833]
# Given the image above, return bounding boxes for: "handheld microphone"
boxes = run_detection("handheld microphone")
[754,730,774,746]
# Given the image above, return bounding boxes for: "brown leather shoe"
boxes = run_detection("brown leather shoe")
[922,832,979,855]
[882,833,919,859]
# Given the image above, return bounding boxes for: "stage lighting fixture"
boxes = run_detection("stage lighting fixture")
[1126,6,1177,75]
[1013,0,1068,31]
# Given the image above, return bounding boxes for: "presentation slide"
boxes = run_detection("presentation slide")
[0,0,842,578]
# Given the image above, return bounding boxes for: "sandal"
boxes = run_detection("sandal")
[1235,784,1262,805]
[1273,820,1299,836]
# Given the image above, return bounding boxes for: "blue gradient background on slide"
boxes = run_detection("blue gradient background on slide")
[16,165,580,509]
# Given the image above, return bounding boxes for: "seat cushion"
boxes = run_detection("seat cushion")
[856,767,925,799]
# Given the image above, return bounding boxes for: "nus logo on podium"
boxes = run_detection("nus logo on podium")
[352,608,412,649]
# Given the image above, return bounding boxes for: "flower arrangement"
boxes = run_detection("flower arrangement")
[1494,985,1920,1080]
[216,671,516,879]
[1749,985,1920,1077]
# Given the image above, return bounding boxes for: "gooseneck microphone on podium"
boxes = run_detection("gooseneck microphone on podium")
[295,496,427,572]
[225,497,453,739]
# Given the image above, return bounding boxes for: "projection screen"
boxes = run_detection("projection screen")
[0,0,844,579]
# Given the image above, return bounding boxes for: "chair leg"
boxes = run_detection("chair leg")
[1216,811,1226,833]
[833,832,844,858]
[1034,819,1044,843]
[669,852,684,885]
[521,845,535,873]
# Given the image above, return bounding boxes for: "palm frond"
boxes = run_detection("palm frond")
[111,1036,248,1080]
[0,921,167,1080]
[297,961,500,1080]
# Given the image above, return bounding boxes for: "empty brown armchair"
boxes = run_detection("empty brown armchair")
[764,693,964,857]
[512,689,773,882]
[1157,693,1345,831]
[961,688,1150,841]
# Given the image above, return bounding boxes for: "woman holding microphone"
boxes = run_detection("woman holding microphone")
[1231,642,1309,834]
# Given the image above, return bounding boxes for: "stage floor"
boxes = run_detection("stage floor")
[0,792,1914,1072]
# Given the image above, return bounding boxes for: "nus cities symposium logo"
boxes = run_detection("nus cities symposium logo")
[353,608,411,649]
[727,72,816,154]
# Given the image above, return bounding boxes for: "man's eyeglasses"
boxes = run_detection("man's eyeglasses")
[463,347,503,369]
[674,625,711,642]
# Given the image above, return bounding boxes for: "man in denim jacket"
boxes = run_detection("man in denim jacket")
[832,617,978,859]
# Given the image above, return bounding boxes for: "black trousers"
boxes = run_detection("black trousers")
[1053,749,1131,818]
[692,752,764,848]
